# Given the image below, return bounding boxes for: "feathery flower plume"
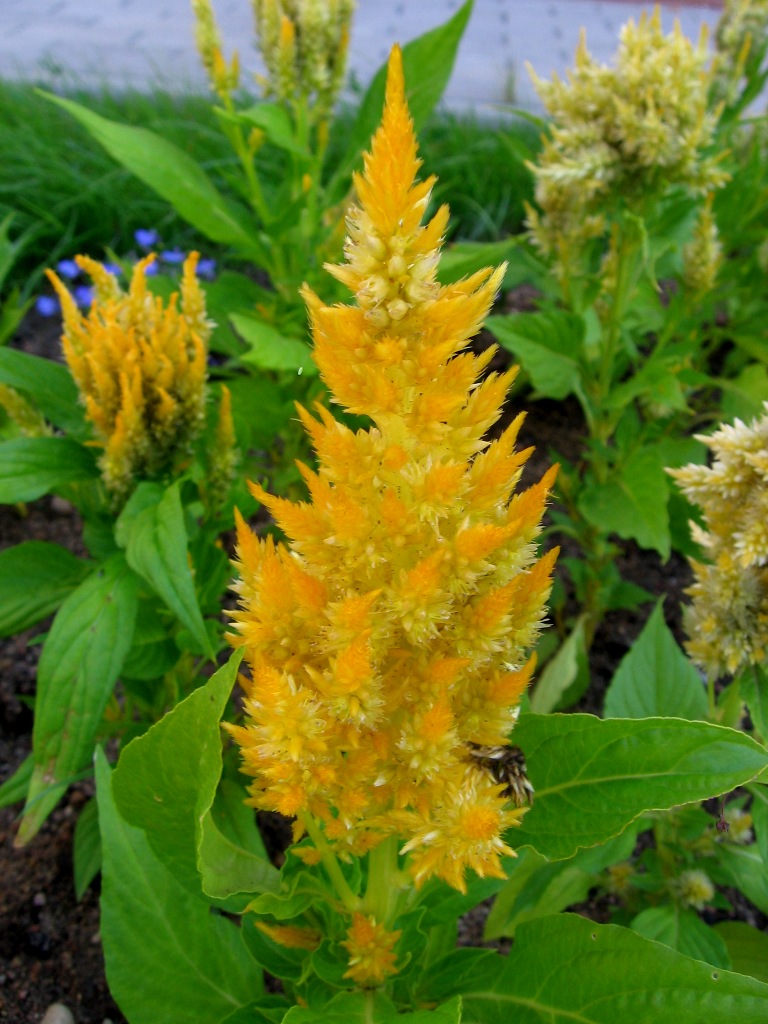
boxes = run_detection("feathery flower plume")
[253,0,354,117]
[227,47,557,894]
[47,254,211,503]
[527,10,727,269]
[670,405,768,677]
[342,914,401,988]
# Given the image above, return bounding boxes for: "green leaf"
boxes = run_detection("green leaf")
[43,94,266,263]
[202,271,265,357]
[112,651,276,900]
[238,104,309,157]
[73,796,102,900]
[710,844,768,916]
[714,922,768,984]
[96,749,260,1024]
[199,777,280,903]
[0,541,92,637]
[119,482,214,660]
[0,752,33,809]
[16,557,139,845]
[631,906,731,969]
[578,447,670,558]
[749,782,768,865]
[241,916,313,984]
[421,913,768,1022]
[283,991,462,1023]
[438,239,519,285]
[0,348,84,435]
[739,664,768,741]
[529,616,589,714]
[0,437,98,503]
[486,310,584,400]
[511,713,768,861]
[330,1,473,197]
[231,314,317,375]
[604,601,708,720]
[484,830,637,940]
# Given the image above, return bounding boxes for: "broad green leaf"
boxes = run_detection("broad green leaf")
[484,830,637,940]
[44,94,266,262]
[283,991,461,1023]
[330,1,473,197]
[96,749,260,1024]
[739,665,768,741]
[486,310,584,400]
[710,844,768,916]
[221,996,292,1024]
[0,752,32,809]
[530,616,588,714]
[420,913,768,1022]
[749,782,768,865]
[438,239,519,285]
[241,916,313,984]
[120,482,214,659]
[231,314,317,375]
[578,447,670,558]
[714,922,768,984]
[604,601,708,720]
[199,776,279,902]
[112,651,276,899]
[0,436,98,503]
[16,557,139,845]
[73,796,102,900]
[0,541,91,637]
[0,347,84,435]
[227,374,295,449]
[238,104,309,157]
[631,906,730,969]
[719,362,768,424]
[202,271,266,357]
[511,713,768,861]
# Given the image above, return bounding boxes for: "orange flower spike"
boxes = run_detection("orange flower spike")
[227,46,557,891]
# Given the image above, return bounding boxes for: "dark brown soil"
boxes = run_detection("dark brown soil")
[0,300,754,1023]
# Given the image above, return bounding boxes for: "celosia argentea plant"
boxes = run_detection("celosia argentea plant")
[225,44,558,898]
[0,252,242,857]
[93,49,768,1024]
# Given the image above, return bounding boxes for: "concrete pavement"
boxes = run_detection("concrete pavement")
[0,1,722,110]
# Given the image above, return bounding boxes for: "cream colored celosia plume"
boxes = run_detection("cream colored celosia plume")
[227,47,557,894]
[527,9,727,267]
[47,254,211,503]
[670,405,768,677]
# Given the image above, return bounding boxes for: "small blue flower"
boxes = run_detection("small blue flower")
[35,295,60,317]
[161,249,186,264]
[196,257,217,280]
[144,261,159,277]
[135,228,159,248]
[74,285,93,309]
[56,258,80,280]
[103,262,123,277]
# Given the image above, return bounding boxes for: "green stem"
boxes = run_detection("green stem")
[362,834,402,927]
[707,672,716,722]
[299,812,361,913]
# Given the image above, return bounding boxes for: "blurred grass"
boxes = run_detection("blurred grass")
[0,76,539,296]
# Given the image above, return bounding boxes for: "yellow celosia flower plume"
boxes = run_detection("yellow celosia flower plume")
[227,47,558,893]
[47,254,211,503]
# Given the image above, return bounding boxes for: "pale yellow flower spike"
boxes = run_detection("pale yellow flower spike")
[228,47,557,894]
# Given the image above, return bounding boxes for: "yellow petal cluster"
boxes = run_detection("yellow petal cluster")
[227,48,557,892]
[192,0,240,99]
[253,0,354,118]
[342,913,400,988]
[527,10,727,265]
[670,405,768,676]
[47,254,211,503]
